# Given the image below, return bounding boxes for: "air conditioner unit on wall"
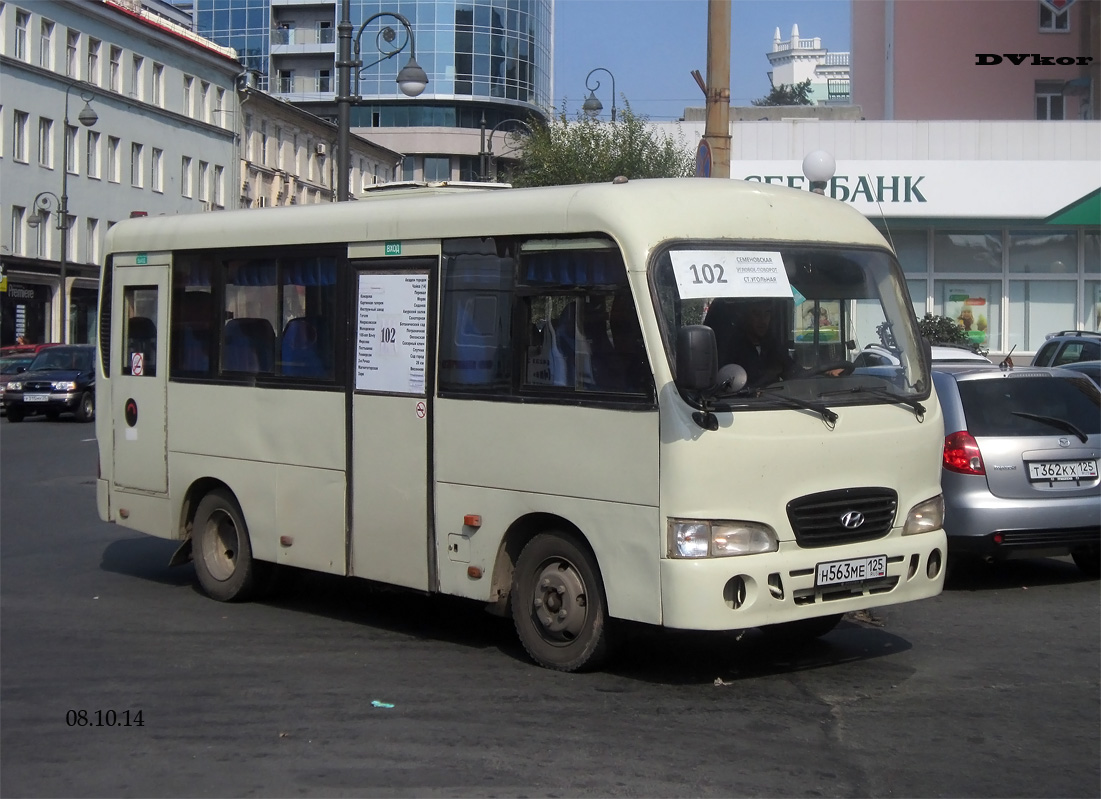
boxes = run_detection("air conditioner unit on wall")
[315,142,327,156]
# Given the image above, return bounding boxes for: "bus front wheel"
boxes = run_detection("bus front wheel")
[511,532,610,672]
[192,489,271,602]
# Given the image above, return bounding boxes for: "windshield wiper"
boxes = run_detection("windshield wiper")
[756,386,838,425]
[1011,411,1088,443]
[819,385,926,417]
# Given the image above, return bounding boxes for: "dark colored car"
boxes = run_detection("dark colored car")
[934,364,1100,576]
[0,353,39,414]
[0,342,60,358]
[1059,360,1101,387]
[1031,330,1100,368]
[2,345,96,423]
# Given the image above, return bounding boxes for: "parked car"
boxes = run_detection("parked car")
[0,353,39,413]
[0,342,60,358]
[933,364,1100,577]
[2,345,96,423]
[853,342,993,368]
[1031,330,1100,368]
[1059,360,1101,387]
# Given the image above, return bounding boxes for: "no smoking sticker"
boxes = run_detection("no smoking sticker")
[415,401,426,419]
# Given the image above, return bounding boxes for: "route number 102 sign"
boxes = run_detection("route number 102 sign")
[669,250,792,300]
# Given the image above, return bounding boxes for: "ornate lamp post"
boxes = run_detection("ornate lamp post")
[581,67,617,122]
[478,115,533,181]
[336,1,427,201]
[27,82,98,343]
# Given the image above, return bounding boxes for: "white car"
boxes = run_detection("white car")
[853,343,992,368]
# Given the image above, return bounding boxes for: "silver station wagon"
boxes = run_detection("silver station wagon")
[933,364,1100,577]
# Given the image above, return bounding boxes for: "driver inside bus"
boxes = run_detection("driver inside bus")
[707,298,797,389]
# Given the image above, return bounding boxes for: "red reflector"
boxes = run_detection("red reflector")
[943,431,986,475]
[463,514,482,528]
[993,533,1004,544]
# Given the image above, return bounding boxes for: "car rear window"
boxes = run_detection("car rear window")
[958,377,1100,438]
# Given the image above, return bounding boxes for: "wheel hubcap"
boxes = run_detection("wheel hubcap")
[531,559,587,643]
[202,510,238,582]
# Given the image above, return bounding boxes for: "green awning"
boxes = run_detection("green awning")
[1044,188,1101,225]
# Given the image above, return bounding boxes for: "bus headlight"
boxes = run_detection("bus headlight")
[902,495,944,536]
[668,519,778,558]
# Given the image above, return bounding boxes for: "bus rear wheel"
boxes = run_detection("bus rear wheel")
[511,532,610,672]
[192,489,271,602]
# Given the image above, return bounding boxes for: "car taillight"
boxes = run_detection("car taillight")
[943,430,985,475]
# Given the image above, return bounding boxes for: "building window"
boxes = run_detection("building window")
[109,46,122,92]
[131,143,144,187]
[278,69,294,93]
[402,156,415,181]
[152,63,164,106]
[87,218,100,265]
[107,136,120,183]
[215,88,226,124]
[934,230,1003,273]
[66,30,79,78]
[1039,2,1070,31]
[261,122,269,164]
[151,148,163,192]
[87,130,100,178]
[199,161,210,202]
[181,155,193,198]
[213,164,224,207]
[13,110,29,162]
[183,76,194,117]
[86,38,100,85]
[200,81,210,122]
[132,55,145,100]
[12,207,25,255]
[65,124,77,174]
[15,11,29,61]
[1009,281,1077,351]
[38,118,53,168]
[424,156,450,182]
[317,69,331,93]
[1036,82,1065,119]
[39,19,54,69]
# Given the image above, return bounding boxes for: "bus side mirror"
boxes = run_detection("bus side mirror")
[676,325,718,391]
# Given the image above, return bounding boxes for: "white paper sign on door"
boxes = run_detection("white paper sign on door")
[355,273,428,394]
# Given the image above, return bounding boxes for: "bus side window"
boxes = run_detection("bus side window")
[120,285,159,377]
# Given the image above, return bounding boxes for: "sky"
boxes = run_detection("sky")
[552,0,851,121]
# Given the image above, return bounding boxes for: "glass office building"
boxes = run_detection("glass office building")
[195,0,553,183]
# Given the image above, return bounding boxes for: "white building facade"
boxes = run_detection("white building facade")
[766,24,851,106]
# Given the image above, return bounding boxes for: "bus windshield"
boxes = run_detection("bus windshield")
[652,243,929,406]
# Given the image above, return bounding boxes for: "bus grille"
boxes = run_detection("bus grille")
[787,488,898,548]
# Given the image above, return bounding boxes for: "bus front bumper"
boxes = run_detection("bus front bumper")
[658,530,946,630]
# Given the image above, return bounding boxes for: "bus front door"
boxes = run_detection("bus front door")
[349,263,435,591]
[110,260,169,494]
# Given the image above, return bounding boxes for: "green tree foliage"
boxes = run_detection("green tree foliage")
[509,101,694,188]
[751,78,814,107]
[916,313,988,356]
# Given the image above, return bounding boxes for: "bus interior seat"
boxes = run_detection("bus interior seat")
[175,292,214,372]
[224,317,276,373]
[281,316,327,377]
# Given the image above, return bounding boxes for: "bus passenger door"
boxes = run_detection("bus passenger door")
[349,261,436,591]
[110,260,170,494]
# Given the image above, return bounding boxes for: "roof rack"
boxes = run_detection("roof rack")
[1045,330,1101,339]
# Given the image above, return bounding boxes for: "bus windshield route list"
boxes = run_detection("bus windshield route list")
[355,273,429,395]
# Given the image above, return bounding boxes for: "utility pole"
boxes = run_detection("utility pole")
[703,0,731,178]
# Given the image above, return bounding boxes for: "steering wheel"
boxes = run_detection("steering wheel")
[807,360,855,377]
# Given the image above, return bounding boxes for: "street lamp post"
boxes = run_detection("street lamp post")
[478,114,533,181]
[27,82,98,343]
[581,67,617,122]
[336,1,427,201]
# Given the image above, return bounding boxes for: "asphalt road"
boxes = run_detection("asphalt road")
[1,418,1098,798]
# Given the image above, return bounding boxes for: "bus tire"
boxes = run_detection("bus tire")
[511,531,610,672]
[192,489,270,602]
[74,391,94,423]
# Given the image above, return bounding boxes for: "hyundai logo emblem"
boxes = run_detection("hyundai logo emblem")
[840,511,865,529]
